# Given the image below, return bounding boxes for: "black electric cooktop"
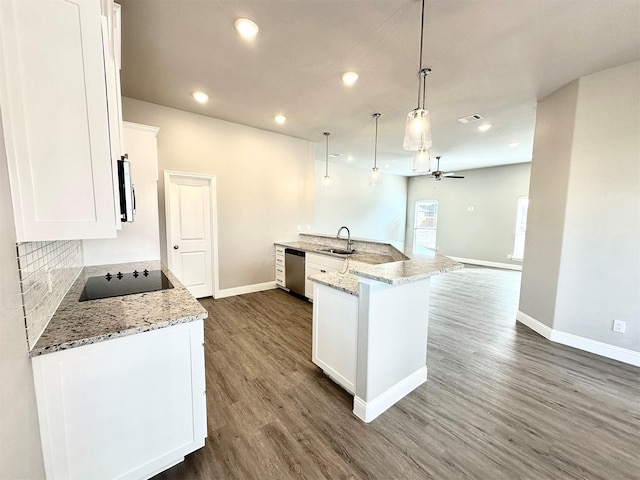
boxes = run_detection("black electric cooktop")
[79,269,174,302]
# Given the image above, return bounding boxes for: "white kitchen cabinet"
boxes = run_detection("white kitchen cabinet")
[305,252,346,300]
[101,2,125,229]
[275,245,286,288]
[312,282,359,394]
[31,320,207,480]
[0,0,117,241]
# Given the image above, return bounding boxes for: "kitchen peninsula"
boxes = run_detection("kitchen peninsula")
[276,234,462,422]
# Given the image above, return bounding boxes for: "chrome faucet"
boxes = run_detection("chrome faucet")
[337,226,354,251]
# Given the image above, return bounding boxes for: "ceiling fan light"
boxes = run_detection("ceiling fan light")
[403,109,432,151]
[413,148,431,173]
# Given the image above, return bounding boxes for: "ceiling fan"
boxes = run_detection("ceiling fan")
[430,156,464,181]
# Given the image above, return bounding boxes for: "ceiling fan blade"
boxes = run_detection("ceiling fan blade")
[443,172,456,176]
[445,175,465,179]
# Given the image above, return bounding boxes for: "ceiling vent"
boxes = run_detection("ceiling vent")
[457,113,484,124]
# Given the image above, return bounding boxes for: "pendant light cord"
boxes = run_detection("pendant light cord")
[373,113,380,168]
[416,0,425,108]
[324,132,330,177]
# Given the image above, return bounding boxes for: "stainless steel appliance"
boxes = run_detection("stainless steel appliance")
[285,248,305,297]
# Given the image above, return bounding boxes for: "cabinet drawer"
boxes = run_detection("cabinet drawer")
[306,253,346,272]
[275,255,285,266]
[275,245,285,256]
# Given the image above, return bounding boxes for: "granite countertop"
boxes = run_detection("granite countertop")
[308,270,360,296]
[30,261,207,357]
[275,241,401,264]
[349,254,463,285]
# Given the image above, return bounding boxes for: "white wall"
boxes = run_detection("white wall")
[405,163,531,264]
[0,115,45,478]
[519,82,578,327]
[554,62,640,350]
[83,122,162,266]
[520,61,639,355]
[313,161,407,250]
[122,98,315,291]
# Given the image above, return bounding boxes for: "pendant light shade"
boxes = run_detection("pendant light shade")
[403,0,433,152]
[413,148,431,173]
[369,113,382,186]
[403,108,432,151]
[323,132,331,190]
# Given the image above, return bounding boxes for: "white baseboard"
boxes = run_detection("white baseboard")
[215,281,276,299]
[516,311,640,367]
[447,256,522,271]
[516,310,553,338]
[353,366,427,423]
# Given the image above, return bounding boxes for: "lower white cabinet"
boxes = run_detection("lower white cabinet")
[275,245,286,288]
[31,320,207,480]
[305,253,346,300]
[312,283,358,394]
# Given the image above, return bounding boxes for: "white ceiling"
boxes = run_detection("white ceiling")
[119,0,640,177]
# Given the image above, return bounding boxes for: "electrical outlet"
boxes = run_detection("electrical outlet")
[613,320,626,334]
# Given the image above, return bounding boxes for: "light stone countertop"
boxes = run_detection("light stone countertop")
[307,270,360,296]
[275,241,402,265]
[277,237,463,294]
[348,254,463,285]
[30,261,207,357]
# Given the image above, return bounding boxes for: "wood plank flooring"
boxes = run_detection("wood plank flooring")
[152,267,639,479]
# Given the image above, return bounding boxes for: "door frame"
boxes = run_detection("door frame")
[164,170,220,298]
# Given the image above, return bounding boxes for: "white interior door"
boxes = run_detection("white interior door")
[165,172,215,298]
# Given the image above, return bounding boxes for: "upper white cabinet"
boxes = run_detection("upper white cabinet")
[0,0,117,241]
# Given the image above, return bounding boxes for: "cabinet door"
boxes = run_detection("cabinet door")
[0,0,116,241]
[312,283,359,394]
[31,320,207,480]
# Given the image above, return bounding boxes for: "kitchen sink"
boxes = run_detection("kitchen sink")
[317,248,355,255]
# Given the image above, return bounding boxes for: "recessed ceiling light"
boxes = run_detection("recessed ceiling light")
[192,91,208,103]
[384,164,390,169]
[274,115,286,124]
[234,18,259,39]
[347,155,353,162]
[509,142,520,148]
[328,153,342,158]
[478,124,492,132]
[341,71,359,86]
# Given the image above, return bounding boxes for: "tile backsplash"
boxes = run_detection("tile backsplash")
[16,240,83,348]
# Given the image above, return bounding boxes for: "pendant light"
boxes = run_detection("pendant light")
[413,147,431,173]
[369,113,382,186]
[323,132,331,190]
[403,0,432,152]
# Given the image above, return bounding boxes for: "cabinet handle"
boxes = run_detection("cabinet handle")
[173,245,179,250]
[321,269,326,273]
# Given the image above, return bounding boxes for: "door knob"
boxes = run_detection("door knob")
[173,245,179,250]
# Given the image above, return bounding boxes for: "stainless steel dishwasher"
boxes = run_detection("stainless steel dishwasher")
[285,248,305,297]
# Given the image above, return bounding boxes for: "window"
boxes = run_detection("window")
[513,196,529,260]
[413,200,438,255]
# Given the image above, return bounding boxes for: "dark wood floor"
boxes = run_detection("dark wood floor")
[153,267,640,479]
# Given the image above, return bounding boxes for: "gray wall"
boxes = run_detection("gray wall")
[405,163,531,263]
[518,81,578,328]
[520,61,639,352]
[314,160,408,250]
[0,116,45,478]
[122,98,315,291]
